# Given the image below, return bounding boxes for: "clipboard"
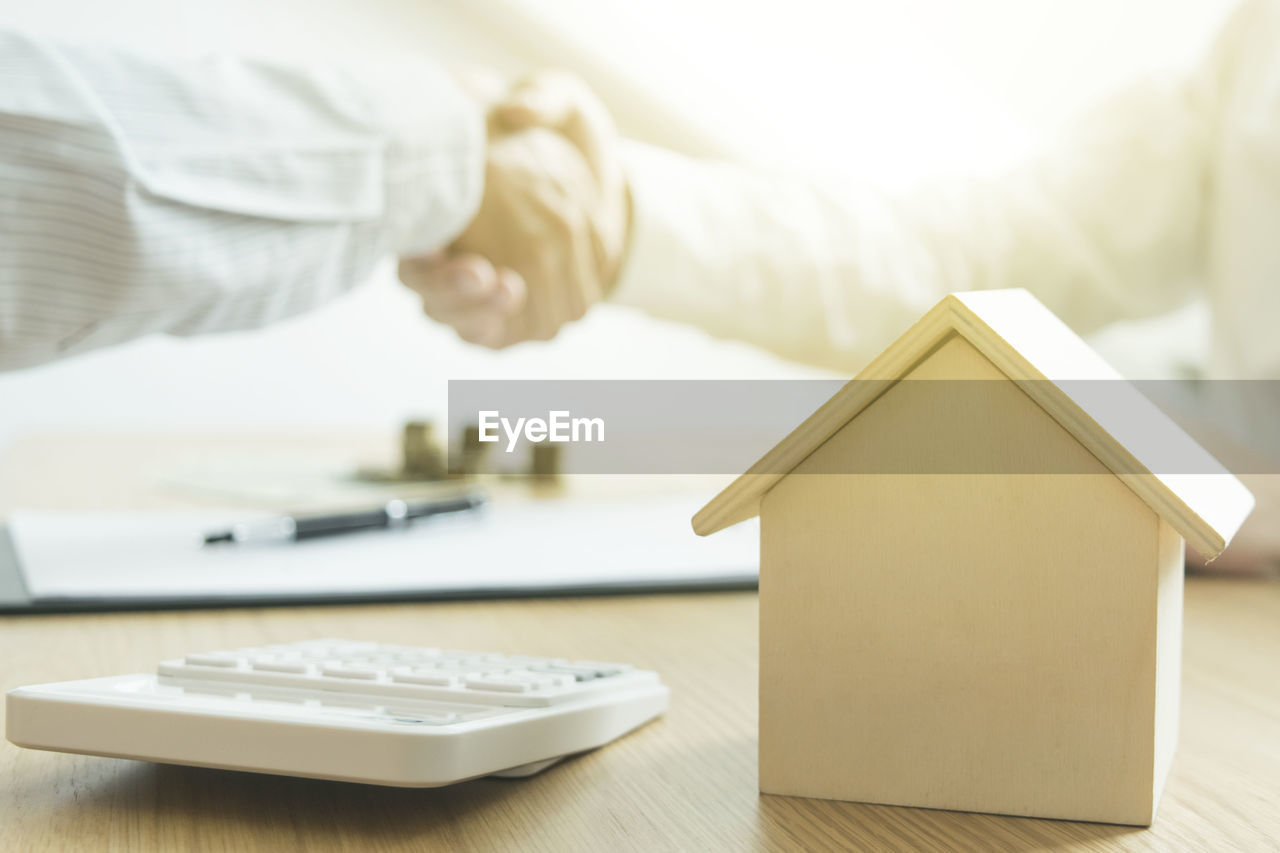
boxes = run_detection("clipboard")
[0,494,759,612]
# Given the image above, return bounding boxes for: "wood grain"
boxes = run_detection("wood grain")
[1,434,1278,851]
[759,336,1172,824]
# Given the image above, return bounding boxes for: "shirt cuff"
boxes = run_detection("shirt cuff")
[376,62,487,257]
[610,141,743,331]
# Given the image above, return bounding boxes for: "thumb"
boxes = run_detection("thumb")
[493,71,620,192]
[493,84,574,131]
[491,70,583,129]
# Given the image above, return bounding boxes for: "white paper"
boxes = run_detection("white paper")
[9,495,759,602]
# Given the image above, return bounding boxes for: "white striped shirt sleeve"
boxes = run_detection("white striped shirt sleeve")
[0,30,485,370]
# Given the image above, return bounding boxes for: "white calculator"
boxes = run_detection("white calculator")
[5,639,668,786]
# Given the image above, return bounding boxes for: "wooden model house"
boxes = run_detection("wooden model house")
[694,290,1253,826]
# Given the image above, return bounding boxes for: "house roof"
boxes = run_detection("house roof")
[692,289,1254,559]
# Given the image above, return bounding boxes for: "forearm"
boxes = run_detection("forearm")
[611,73,1214,373]
[0,31,484,370]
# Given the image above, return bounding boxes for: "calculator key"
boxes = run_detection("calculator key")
[321,663,384,680]
[430,662,497,675]
[391,669,460,687]
[530,663,606,681]
[567,661,633,676]
[465,676,534,693]
[184,653,243,668]
[252,658,313,675]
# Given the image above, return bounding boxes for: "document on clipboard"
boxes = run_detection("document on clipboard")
[0,494,759,611]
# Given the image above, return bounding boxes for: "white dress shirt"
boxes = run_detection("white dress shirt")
[612,0,1280,381]
[0,30,483,371]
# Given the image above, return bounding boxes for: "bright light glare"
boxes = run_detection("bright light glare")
[525,0,1233,186]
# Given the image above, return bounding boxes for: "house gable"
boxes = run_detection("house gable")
[783,333,1111,478]
[694,290,1253,560]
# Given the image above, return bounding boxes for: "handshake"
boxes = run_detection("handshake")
[399,72,630,348]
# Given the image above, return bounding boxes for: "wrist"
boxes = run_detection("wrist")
[603,174,634,294]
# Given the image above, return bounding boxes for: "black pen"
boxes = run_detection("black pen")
[202,492,486,546]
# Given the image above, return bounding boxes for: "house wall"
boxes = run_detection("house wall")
[758,334,1166,824]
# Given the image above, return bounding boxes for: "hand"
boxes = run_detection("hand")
[399,72,630,348]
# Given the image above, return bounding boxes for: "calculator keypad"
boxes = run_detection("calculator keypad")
[160,639,639,707]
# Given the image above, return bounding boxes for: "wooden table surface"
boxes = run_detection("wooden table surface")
[2,434,1279,852]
